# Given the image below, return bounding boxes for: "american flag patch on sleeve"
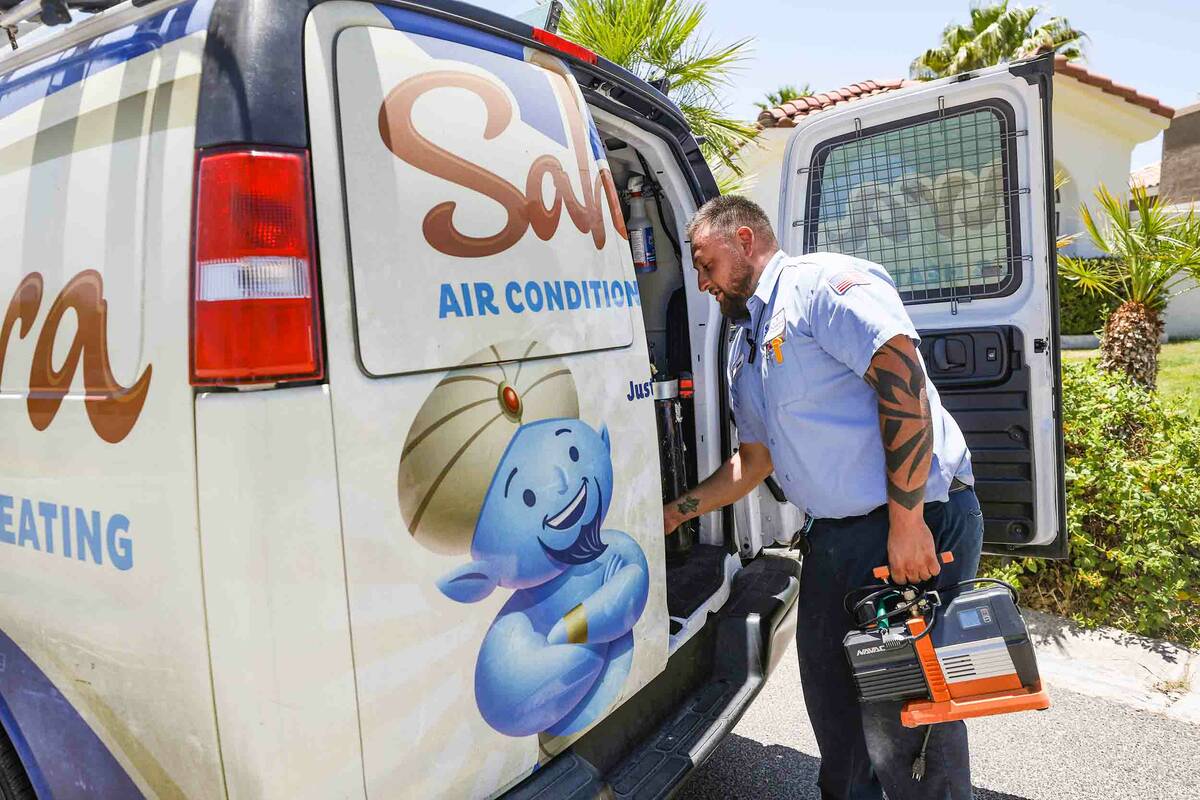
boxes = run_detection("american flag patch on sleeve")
[829,270,871,295]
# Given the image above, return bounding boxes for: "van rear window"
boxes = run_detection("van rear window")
[803,104,1020,304]
[336,19,635,377]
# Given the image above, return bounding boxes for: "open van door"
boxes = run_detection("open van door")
[777,54,1066,558]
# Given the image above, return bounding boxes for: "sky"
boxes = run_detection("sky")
[479,0,1200,171]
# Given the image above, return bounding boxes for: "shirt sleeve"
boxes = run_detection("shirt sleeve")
[807,266,919,377]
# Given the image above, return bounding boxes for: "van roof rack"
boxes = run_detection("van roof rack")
[0,0,154,50]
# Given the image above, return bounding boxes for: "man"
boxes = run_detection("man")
[663,196,983,800]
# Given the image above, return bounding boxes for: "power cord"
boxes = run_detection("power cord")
[912,724,934,781]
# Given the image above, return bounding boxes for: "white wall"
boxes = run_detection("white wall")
[1165,278,1200,339]
[730,129,792,236]
[1052,78,1170,258]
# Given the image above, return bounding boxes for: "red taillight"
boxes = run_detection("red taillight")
[532,27,598,64]
[190,148,324,386]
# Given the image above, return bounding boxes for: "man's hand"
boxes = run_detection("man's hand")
[887,512,941,584]
[663,503,681,536]
[662,443,773,537]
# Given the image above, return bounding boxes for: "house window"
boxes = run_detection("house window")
[804,104,1020,303]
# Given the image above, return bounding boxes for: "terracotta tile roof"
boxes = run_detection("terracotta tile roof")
[1053,56,1173,119]
[756,59,1174,129]
[757,79,919,128]
[1130,161,1161,191]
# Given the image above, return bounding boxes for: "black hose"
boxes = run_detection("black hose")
[635,150,682,257]
[951,577,1020,605]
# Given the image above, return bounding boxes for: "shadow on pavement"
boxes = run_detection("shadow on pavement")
[1025,609,1187,663]
[675,734,1033,800]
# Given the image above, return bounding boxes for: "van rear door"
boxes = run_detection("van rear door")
[777,55,1066,557]
[304,4,670,797]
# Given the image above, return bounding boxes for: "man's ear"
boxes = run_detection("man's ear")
[437,560,499,603]
[736,225,755,257]
[600,424,611,453]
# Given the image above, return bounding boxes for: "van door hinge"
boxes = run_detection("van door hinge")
[1034,338,1048,353]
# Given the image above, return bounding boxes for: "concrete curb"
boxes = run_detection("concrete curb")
[1060,334,1099,349]
[1025,609,1199,724]
[1059,332,1170,350]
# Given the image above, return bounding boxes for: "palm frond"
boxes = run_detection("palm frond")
[561,0,758,175]
[1053,168,1070,192]
[754,83,811,111]
[1073,183,1200,312]
[911,1,1085,80]
[714,169,757,195]
[1058,254,1123,302]
[678,100,759,174]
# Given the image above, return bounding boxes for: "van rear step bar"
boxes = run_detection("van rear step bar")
[504,555,801,800]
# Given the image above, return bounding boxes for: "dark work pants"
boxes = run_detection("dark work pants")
[796,487,984,800]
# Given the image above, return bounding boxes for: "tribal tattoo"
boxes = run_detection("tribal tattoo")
[864,337,933,510]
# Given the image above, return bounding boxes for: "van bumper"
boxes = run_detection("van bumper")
[503,554,801,800]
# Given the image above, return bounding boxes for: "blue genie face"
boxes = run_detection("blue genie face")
[471,419,614,590]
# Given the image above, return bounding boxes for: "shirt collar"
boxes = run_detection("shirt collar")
[733,249,786,329]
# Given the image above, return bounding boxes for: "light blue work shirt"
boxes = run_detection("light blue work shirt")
[728,251,973,520]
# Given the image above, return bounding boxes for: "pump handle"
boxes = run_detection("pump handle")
[873,551,954,582]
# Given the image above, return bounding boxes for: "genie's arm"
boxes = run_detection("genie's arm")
[547,533,649,645]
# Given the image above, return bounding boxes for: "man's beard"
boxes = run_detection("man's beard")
[718,252,755,320]
[720,294,750,320]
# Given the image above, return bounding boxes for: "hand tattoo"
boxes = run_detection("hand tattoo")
[677,495,700,516]
[864,340,933,510]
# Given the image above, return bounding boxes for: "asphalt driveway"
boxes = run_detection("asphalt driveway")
[676,637,1200,800]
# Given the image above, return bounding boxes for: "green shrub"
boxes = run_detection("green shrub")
[1058,263,1121,335]
[983,361,1200,646]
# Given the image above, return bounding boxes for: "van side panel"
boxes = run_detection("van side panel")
[0,2,223,797]
[195,386,364,799]
[306,4,670,797]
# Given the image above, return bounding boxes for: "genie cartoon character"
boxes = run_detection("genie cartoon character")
[397,342,650,738]
[439,417,649,737]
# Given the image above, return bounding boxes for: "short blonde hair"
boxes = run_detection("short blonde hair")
[686,195,777,247]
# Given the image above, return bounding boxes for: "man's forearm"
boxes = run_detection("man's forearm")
[665,442,773,532]
[864,335,933,517]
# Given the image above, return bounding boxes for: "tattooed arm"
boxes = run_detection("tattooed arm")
[663,441,774,535]
[864,334,941,584]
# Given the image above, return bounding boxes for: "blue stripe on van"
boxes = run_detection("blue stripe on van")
[0,627,144,799]
[0,0,214,124]
[373,5,574,149]
[0,688,51,800]
[374,5,525,62]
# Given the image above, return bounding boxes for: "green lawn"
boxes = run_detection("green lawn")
[1063,340,1200,416]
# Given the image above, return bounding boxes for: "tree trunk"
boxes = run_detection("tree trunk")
[1099,301,1162,389]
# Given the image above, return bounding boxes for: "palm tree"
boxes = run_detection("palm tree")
[754,84,812,111]
[1059,185,1200,388]
[559,0,758,175]
[910,1,1085,80]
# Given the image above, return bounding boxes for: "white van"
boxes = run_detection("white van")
[0,1,1065,798]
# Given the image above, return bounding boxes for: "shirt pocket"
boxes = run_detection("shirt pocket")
[763,330,813,405]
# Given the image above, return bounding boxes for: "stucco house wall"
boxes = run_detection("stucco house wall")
[1052,77,1168,258]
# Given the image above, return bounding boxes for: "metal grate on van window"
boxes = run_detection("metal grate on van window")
[801,103,1025,304]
